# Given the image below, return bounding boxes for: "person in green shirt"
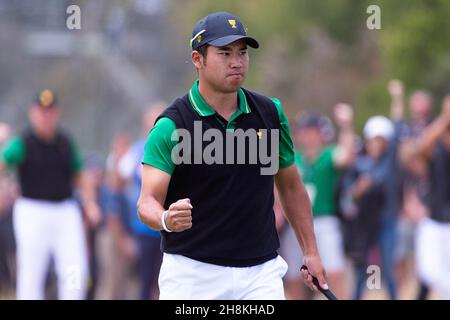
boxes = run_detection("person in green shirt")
[137,11,328,300]
[280,103,355,300]
[0,90,100,300]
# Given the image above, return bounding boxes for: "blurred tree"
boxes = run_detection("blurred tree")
[172,0,373,118]
[359,0,450,124]
[170,0,450,129]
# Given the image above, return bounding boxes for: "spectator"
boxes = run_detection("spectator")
[0,175,17,296]
[414,95,450,299]
[103,132,139,299]
[0,90,100,299]
[77,154,109,300]
[281,104,354,300]
[118,103,165,300]
[342,85,406,300]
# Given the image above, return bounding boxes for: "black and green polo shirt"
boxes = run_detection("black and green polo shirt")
[143,80,295,174]
[1,129,83,201]
[142,80,295,267]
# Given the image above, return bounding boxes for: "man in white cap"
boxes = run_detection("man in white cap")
[137,11,328,300]
[342,91,405,300]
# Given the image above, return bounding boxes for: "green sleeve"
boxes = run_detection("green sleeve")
[271,98,295,168]
[1,136,25,166]
[142,117,178,175]
[69,138,83,173]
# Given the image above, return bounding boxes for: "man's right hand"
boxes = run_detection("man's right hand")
[164,198,193,232]
[388,79,404,97]
[301,253,328,292]
[333,103,354,129]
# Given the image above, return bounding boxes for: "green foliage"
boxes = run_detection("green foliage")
[379,0,450,92]
[174,0,450,124]
[356,80,390,132]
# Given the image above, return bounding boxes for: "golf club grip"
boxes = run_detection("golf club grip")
[300,265,338,300]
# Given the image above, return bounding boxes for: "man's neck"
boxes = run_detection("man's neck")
[32,127,56,143]
[198,81,238,121]
[304,146,322,162]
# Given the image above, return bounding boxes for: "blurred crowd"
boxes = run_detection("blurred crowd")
[0,80,449,300]
[279,80,450,300]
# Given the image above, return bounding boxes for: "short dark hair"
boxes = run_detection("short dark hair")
[196,44,209,58]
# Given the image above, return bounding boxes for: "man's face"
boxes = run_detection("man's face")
[365,136,388,159]
[410,92,432,121]
[297,127,323,150]
[193,39,249,93]
[29,105,60,136]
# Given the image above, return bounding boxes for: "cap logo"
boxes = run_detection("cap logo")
[228,19,237,29]
[39,89,54,108]
[190,29,206,48]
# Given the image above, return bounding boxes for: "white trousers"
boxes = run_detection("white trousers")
[159,253,288,300]
[415,217,450,299]
[13,197,88,300]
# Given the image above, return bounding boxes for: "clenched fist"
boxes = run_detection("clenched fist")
[164,198,193,232]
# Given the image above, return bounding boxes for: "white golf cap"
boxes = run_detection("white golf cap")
[363,116,394,140]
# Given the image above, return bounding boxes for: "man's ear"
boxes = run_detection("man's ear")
[192,50,204,69]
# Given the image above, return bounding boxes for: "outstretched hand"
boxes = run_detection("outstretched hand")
[388,79,404,97]
[333,103,354,128]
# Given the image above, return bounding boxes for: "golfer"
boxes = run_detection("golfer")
[137,11,327,299]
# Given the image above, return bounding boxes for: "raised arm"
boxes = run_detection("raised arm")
[333,103,355,168]
[388,79,405,121]
[417,95,450,159]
